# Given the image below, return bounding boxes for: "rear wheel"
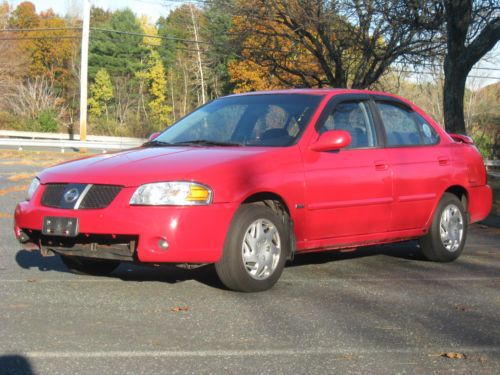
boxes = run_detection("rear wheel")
[60,255,120,276]
[420,193,467,262]
[215,203,289,292]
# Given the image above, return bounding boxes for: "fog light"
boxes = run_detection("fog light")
[158,239,169,250]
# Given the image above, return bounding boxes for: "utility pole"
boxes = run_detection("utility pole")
[79,0,91,142]
[190,4,206,104]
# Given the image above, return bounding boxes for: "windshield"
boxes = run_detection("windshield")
[153,94,324,147]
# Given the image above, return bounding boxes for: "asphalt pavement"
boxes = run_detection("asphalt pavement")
[0,152,499,374]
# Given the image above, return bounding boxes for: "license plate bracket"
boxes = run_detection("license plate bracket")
[42,216,79,237]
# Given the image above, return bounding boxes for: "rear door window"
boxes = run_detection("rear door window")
[377,102,422,146]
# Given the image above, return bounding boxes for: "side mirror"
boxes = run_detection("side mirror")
[310,130,351,152]
[148,132,161,141]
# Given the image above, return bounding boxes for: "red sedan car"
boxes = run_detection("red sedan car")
[14,89,492,292]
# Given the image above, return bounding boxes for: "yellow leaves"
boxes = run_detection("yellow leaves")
[15,10,77,83]
[140,50,172,126]
[228,60,283,93]
[89,68,113,117]
[229,1,328,91]
[138,15,160,46]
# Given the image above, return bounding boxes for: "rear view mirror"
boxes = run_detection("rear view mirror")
[310,130,351,152]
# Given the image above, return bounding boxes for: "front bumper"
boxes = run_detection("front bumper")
[14,185,237,263]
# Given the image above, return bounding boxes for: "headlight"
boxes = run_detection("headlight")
[130,182,212,206]
[27,178,40,200]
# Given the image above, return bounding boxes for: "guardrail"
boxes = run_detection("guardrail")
[0,130,146,152]
[485,160,500,174]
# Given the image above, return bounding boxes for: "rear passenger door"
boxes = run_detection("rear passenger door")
[373,99,449,231]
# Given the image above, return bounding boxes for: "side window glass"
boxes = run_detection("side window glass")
[321,101,377,149]
[416,114,440,145]
[377,102,422,146]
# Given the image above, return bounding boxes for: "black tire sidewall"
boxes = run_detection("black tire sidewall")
[421,193,467,262]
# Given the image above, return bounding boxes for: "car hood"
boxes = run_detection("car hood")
[38,146,300,202]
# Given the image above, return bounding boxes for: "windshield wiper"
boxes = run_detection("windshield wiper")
[172,140,243,147]
[143,140,174,147]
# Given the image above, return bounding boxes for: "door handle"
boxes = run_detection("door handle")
[438,157,449,166]
[374,160,389,171]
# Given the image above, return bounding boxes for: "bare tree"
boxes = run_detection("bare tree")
[6,77,65,119]
[232,0,442,88]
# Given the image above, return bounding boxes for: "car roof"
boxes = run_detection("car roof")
[226,88,410,102]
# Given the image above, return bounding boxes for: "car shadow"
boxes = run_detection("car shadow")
[15,249,68,272]
[14,240,426,289]
[113,263,226,289]
[14,248,226,289]
[289,240,426,267]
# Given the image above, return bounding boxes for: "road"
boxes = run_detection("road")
[0,151,499,374]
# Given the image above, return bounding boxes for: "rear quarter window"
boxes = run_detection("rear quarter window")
[415,114,440,145]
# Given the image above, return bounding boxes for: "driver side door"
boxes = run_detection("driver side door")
[303,95,393,242]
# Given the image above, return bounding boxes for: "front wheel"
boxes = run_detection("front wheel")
[215,203,289,292]
[420,193,467,262]
[60,255,120,276]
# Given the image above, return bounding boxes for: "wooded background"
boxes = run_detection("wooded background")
[0,0,498,158]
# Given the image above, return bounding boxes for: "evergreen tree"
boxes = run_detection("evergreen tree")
[89,8,147,79]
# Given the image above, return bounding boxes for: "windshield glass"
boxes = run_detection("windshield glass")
[154,94,324,147]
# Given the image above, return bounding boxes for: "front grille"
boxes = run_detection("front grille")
[79,185,122,209]
[41,184,66,207]
[41,184,122,209]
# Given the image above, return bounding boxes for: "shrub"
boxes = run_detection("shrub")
[35,110,59,133]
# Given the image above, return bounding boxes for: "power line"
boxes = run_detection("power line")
[418,63,500,71]
[90,27,211,45]
[0,36,80,41]
[0,27,81,32]
[397,70,499,80]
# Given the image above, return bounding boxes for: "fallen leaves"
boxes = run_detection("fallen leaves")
[440,352,467,359]
[7,173,34,182]
[0,184,28,197]
[454,304,476,312]
[170,306,189,312]
[0,212,12,219]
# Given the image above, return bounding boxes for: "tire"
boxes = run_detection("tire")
[215,203,289,292]
[60,255,120,276]
[420,193,467,262]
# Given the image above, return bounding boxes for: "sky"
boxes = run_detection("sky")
[8,0,500,88]
[9,0,173,22]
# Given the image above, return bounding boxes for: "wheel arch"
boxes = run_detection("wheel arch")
[241,191,296,260]
[444,185,469,212]
[425,185,470,229]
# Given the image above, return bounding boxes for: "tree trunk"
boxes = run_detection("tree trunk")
[443,58,467,134]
